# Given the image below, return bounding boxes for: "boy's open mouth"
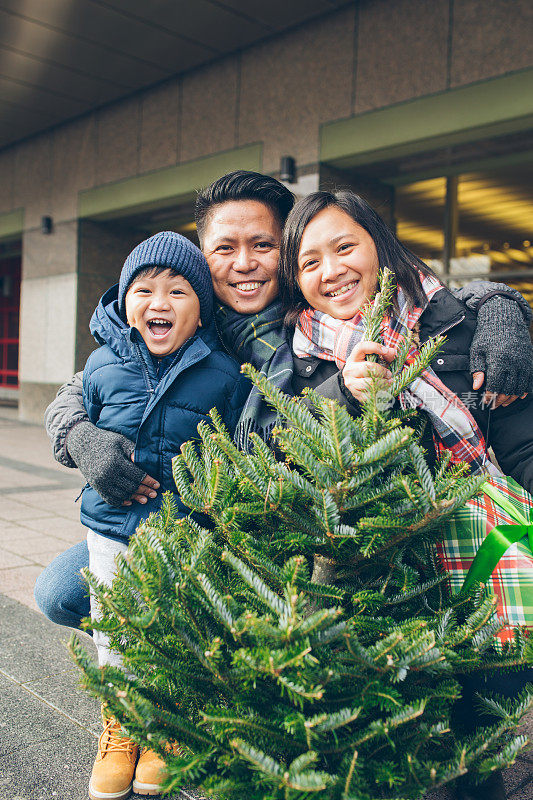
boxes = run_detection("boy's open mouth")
[147,318,173,338]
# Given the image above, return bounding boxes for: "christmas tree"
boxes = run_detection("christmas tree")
[72,270,532,799]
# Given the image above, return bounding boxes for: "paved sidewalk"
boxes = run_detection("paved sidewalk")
[0,408,85,612]
[0,409,531,799]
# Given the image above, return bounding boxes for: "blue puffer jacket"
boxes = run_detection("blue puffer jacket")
[80,285,250,542]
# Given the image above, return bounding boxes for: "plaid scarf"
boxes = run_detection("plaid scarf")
[215,301,294,451]
[293,273,494,474]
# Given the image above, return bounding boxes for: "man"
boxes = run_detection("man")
[37,171,533,800]
[37,170,532,627]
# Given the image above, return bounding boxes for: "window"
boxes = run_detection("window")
[395,163,533,307]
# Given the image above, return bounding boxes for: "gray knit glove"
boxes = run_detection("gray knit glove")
[470,296,533,395]
[66,420,147,506]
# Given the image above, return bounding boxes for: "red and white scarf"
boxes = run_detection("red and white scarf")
[293,272,496,475]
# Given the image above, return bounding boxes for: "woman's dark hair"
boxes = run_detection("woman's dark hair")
[279,191,437,325]
[195,170,295,243]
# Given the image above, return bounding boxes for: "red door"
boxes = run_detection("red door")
[0,255,21,388]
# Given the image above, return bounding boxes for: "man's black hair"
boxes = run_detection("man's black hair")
[194,170,295,243]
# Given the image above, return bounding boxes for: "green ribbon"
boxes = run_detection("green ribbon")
[461,481,533,593]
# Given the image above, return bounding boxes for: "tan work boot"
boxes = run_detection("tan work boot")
[133,743,186,796]
[88,713,139,800]
[133,747,169,796]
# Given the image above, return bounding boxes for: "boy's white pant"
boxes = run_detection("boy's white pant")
[87,529,128,668]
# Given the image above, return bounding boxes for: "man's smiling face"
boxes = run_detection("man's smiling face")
[201,200,281,314]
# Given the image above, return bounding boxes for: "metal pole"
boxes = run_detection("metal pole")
[443,175,459,280]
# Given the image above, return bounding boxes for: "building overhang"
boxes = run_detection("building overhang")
[0,208,24,241]
[320,69,533,172]
[0,0,349,150]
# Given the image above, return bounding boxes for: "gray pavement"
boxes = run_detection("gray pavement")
[0,409,531,799]
[1,592,99,799]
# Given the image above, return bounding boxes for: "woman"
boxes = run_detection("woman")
[278,189,533,800]
[278,190,533,491]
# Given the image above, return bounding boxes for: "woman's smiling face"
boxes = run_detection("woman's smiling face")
[297,206,379,320]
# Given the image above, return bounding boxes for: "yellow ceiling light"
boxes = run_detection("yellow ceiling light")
[177,221,197,233]
[506,248,533,264]
[395,168,533,275]
[456,236,485,252]
[488,250,513,265]
[457,173,533,235]
[395,227,443,252]
[397,178,446,200]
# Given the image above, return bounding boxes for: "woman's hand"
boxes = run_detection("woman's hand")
[470,294,532,408]
[342,341,397,403]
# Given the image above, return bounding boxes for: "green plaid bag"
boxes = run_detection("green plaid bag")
[437,475,533,643]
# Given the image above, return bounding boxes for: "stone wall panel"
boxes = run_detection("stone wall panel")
[22,220,78,281]
[0,147,15,214]
[238,7,355,173]
[95,95,141,185]
[140,79,180,173]
[13,136,52,230]
[52,117,97,224]
[451,0,533,85]
[180,56,239,163]
[355,0,449,113]
[19,272,77,385]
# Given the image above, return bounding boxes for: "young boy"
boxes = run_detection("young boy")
[80,231,250,800]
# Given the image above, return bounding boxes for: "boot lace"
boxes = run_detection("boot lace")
[100,718,137,756]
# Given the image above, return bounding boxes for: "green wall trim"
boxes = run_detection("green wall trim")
[0,208,24,240]
[320,70,533,169]
[79,144,262,220]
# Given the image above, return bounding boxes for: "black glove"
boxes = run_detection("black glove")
[66,421,147,506]
[470,296,533,396]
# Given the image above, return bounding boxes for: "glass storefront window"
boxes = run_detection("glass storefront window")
[396,177,446,261]
[394,162,533,305]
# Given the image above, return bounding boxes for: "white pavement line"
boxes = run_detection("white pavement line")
[0,667,99,739]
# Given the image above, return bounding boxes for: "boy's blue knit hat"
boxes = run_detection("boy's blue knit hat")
[118,231,213,323]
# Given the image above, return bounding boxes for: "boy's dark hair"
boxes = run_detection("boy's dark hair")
[279,190,437,326]
[194,171,295,243]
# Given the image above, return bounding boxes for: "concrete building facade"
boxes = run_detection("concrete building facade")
[0,0,532,421]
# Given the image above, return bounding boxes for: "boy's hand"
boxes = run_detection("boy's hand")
[122,453,159,506]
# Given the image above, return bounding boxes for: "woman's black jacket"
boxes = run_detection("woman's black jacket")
[292,287,533,493]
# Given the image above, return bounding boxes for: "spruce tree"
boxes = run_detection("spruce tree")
[72,270,532,799]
